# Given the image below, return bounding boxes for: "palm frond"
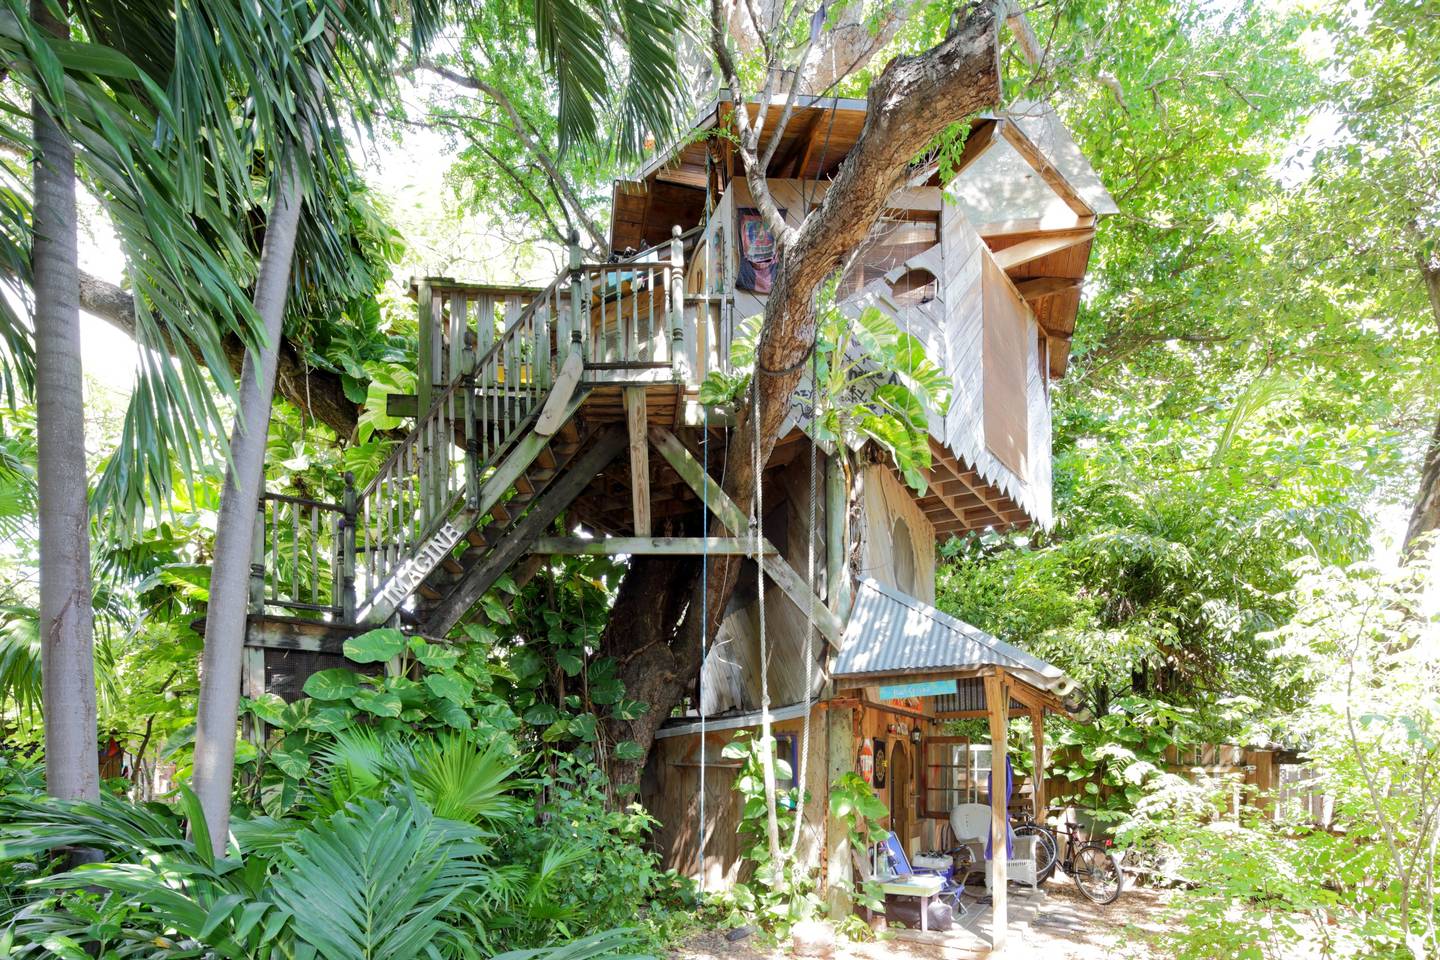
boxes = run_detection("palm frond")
[405,732,524,826]
[270,797,486,960]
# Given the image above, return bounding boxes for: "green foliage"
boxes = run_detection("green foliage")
[826,773,888,912]
[712,733,820,941]
[1047,696,1194,824]
[699,292,950,493]
[1119,547,1440,959]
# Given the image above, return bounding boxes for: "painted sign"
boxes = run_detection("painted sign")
[877,679,957,701]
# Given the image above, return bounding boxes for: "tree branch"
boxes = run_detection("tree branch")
[74,271,363,439]
[412,59,609,252]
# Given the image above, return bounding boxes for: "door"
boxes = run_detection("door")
[890,740,913,853]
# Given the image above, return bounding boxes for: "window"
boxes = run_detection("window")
[921,737,993,818]
[891,517,916,594]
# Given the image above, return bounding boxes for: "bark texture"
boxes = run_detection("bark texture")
[600,555,702,785]
[75,271,362,439]
[1404,248,1440,553]
[602,3,1002,783]
[32,0,100,804]
[192,163,305,853]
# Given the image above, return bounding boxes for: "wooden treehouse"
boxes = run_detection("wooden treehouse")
[243,94,1115,954]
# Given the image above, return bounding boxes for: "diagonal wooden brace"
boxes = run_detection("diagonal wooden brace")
[648,426,845,650]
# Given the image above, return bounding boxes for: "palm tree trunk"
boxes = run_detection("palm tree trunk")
[192,161,303,852]
[32,0,99,804]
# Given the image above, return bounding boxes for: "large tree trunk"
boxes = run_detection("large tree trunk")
[32,0,100,804]
[192,163,304,853]
[602,4,1002,783]
[1404,249,1440,553]
[601,555,702,785]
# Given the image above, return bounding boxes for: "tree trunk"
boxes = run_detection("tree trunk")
[1404,249,1440,553]
[601,5,1001,782]
[601,555,703,785]
[32,0,100,804]
[192,162,304,853]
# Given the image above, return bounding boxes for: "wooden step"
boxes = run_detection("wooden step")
[418,583,443,602]
[514,474,535,496]
[536,447,557,470]
[441,556,464,576]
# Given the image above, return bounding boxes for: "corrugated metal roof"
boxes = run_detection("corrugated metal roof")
[832,578,1071,696]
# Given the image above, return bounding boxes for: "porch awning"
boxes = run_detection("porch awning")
[833,578,1073,700]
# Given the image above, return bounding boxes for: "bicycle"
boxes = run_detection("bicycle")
[1050,816,1124,904]
[1011,808,1060,886]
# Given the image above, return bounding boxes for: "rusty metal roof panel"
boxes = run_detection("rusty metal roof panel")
[833,578,1069,694]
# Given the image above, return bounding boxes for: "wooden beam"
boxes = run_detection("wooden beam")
[985,669,1011,955]
[624,388,651,535]
[951,118,1001,181]
[1012,277,1081,301]
[996,118,1093,217]
[420,427,627,636]
[990,231,1094,271]
[977,216,1094,241]
[648,426,845,649]
[531,536,775,555]
[1031,708,1046,819]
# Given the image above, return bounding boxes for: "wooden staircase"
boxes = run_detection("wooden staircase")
[245,235,698,659]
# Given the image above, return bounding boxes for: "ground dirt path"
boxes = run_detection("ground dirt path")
[672,885,1170,960]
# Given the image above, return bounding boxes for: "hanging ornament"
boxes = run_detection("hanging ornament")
[874,739,889,789]
[858,739,874,784]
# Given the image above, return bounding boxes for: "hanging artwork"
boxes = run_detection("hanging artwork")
[857,739,875,784]
[873,739,889,788]
[737,207,785,293]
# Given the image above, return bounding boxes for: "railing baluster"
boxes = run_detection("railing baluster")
[310,505,319,606]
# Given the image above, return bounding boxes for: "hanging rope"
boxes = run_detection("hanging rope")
[697,146,715,895]
[787,325,821,858]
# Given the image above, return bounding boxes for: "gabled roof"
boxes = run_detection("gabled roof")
[833,578,1072,699]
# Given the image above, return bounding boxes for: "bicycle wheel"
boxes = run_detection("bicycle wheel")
[1071,844,1123,904]
[1014,823,1058,885]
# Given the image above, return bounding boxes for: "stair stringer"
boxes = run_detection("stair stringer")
[354,390,591,627]
[419,424,628,637]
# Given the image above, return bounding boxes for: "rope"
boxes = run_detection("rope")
[787,330,820,858]
[697,147,714,895]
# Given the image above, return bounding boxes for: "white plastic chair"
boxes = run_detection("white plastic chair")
[950,803,1038,891]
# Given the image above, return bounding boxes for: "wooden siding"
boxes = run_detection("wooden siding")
[698,451,832,715]
[857,464,936,603]
[641,712,828,888]
[938,203,1054,528]
[981,254,1029,479]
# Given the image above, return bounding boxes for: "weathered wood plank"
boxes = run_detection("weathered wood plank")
[990,231,1094,271]
[531,536,775,556]
[624,388,651,536]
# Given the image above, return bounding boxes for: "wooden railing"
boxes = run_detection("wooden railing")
[250,487,354,620]
[252,228,712,628]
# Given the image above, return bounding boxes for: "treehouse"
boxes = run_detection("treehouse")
[239,92,1114,951]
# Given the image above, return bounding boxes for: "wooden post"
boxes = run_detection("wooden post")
[462,341,480,508]
[825,703,855,918]
[984,670,1010,956]
[416,279,437,418]
[568,231,587,364]
[240,645,267,749]
[624,389,651,536]
[1031,708,1046,819]
[669,224,688,381]
[249,502,267,615]
[825,450,850,617]
[340,472,357,622]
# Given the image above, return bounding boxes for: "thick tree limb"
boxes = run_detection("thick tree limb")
[75,271,362,439]
[704,2,1002,636]
[1404,247,1440,552]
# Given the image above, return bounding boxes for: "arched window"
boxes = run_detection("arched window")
[891,266,938,307]
[891,516,916,594]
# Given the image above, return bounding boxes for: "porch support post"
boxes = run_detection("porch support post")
[985,669,1010,956]
[825,450,850,617]
[1031,708,1046,818]
[825,702,855,918]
